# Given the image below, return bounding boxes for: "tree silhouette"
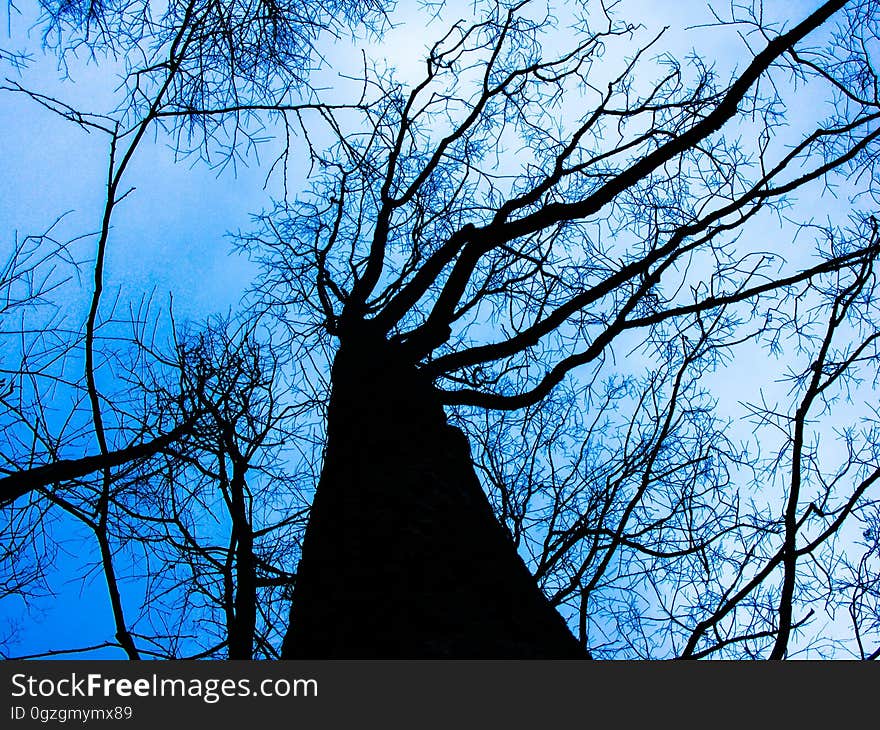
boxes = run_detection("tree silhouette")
[3,0,880,659]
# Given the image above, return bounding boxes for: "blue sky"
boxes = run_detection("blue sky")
[1,0,877,658]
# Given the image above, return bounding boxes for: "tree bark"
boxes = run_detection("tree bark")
[282,329,585,658]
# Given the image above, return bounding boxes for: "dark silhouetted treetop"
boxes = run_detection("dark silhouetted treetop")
[3,0,880,660]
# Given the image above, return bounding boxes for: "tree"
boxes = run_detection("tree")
[3,0,880,659]
[1,0,387,659]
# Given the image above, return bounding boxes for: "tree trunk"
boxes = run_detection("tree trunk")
[282,329,585,658]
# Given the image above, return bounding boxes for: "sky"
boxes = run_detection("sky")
[1,0,876,659]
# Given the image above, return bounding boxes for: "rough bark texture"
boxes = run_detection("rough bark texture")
[282,331,585,658]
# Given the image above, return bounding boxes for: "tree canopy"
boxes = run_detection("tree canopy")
[2,0,880,659]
